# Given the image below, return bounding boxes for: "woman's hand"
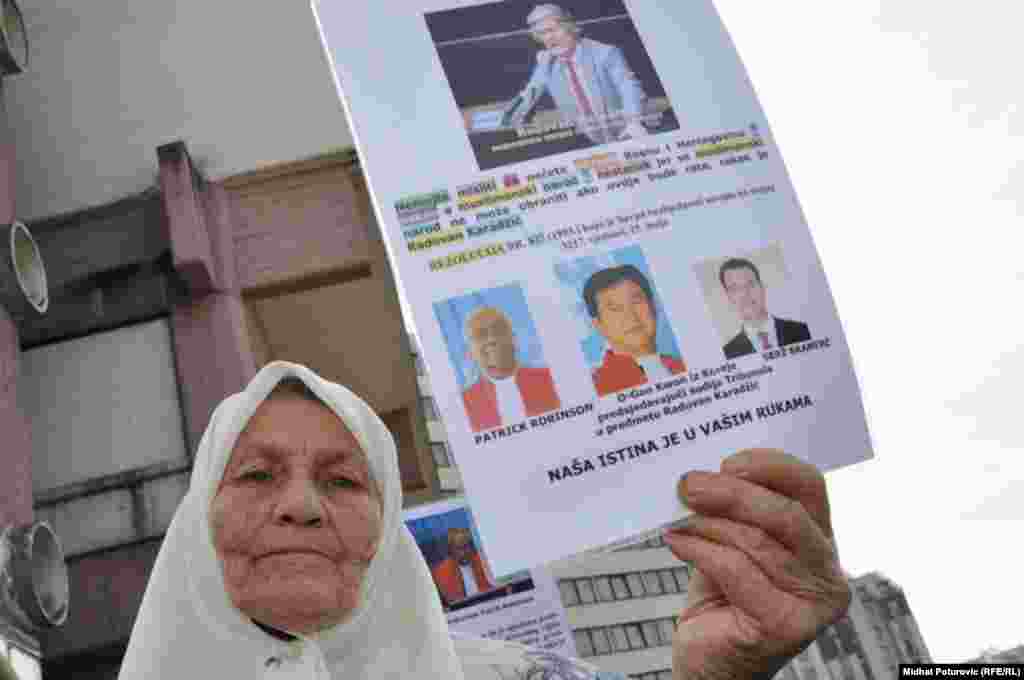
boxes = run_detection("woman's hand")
[666,449,851,680]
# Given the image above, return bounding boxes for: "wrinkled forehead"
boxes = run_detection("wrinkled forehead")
[216,392,379,492]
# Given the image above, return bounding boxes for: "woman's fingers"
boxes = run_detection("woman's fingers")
[677,466,835,574]
[677,515,812,587]
[666,451,852,679]
[664,528,781,630]
[721,449,834,541]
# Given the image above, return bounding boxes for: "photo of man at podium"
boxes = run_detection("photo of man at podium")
[502,4,650,145]
[425,0,679,170]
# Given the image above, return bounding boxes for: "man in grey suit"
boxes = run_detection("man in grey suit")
[504,4,650,145]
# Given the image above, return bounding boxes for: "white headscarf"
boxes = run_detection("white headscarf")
[118,361,619,680]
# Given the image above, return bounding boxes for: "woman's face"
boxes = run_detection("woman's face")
[210,394,383,634]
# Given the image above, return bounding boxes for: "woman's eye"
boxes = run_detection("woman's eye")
[326,477,357,489]
[239,469,273,482]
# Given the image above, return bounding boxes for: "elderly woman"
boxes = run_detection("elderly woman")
[118,362,850,679]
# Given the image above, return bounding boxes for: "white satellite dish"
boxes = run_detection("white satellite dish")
[0,0,27,76]
[1,221,48,318]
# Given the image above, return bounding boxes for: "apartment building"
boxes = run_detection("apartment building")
[969,645,1024,664]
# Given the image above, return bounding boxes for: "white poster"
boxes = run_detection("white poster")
[404,498,575,658]
[314,0,873,576]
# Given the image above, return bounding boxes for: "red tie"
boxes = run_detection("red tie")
[758,331,773,350]
[560,56,595,118]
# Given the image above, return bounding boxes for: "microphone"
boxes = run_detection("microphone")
[502,51,553,127]
[502,94,525,127]
[502,86,538,127]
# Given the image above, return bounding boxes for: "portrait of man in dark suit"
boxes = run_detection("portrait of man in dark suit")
[719,257,811,359]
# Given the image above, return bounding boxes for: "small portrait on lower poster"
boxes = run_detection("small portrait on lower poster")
[554,244,686,398]
[404,500,533,612]
[434,283,561,433]
[694,243,812,359]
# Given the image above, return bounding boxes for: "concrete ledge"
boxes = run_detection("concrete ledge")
[566,595,685,630]
[33,460,190,508]
[35,490,135,558]
[28,192,167,295]
[35,470,189,559]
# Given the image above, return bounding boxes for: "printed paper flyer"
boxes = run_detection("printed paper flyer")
[404,498,576,658]
[313,0,874,576]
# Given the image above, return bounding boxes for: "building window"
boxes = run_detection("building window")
[574,617,677,657]
[611,574,631,600]
[421,397,439,420]
[658,619,676,645]
[673,567,689,590]
[775,664,801,680]
[608,626,631,653]
[574,630,595,658]
[614,534,666,551]
[593,576,615,602]
[642,571,664,596]
[660,569,679,593]
[559,581,580,607]
[430,442,450,467]
[577,578,597,604]
[558,569,687,608]
[591,628,612,655]
[626,572,646,598]
[625,623,646,650]
[642,621,665,647]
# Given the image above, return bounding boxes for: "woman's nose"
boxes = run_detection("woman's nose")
[274,479,324,527]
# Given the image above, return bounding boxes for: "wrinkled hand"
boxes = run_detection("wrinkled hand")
[665,450,850,680]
